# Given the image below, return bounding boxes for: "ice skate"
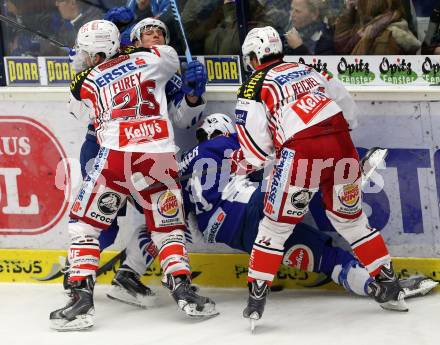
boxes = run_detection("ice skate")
[243,280,269,333]
[400,276,439,299]
[107,265,157,308]
[162,274,219,318]
[367,264,408,312]
[50,276,95,331]
[360,147,388,185]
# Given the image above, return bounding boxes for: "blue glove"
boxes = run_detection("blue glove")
[181,60,208,97]
[120,24,135,47]
[151,0,171,17]
[104,7,135,28]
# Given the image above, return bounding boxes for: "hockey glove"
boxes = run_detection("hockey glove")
[104,7,135,30]
[182,60,208,97]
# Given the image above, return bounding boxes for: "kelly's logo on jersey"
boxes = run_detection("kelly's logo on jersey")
[45,58,75,85]
[5,57,40,85]
[119,119,169,147]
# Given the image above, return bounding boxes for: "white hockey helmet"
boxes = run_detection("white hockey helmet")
[129,18,170,44]
[75,20,120,61]
[196,113,236,142]
[242,26,283,71]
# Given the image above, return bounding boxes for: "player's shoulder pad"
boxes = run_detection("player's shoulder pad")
[70,67,93,100]
[237,69,267,101]
[121,46,149,55]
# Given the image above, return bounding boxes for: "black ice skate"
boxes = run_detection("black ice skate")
[50,276,95,331]
[106,265,157,308]
[243,280,270,333]
[400,276,439,299]
[367,264,408,312]
[162,274,219,318]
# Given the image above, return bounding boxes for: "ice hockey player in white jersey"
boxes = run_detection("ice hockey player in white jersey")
[67,17,209,310]
[180,113,437,301]
[49,19,218,332]
[234,26,410,327]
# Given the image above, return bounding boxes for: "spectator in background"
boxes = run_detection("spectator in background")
[204,0,241,55]
[52,0,103,47]
[134,0,154,19]
[334,0,420,55]
[284,0,335,55]
[181,0,224,55]
[2,0,64,56]
[202,0,290,55]
[422,2,440,54]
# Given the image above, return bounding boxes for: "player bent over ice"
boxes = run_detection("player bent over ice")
[235,27,409,327]
[49,20,217,332]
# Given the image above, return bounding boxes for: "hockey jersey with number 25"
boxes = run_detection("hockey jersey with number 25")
[69,45,180,153]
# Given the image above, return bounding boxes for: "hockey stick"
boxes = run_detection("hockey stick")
[126,0,137,11]
[169,0,192,62]
[0,14,69,51]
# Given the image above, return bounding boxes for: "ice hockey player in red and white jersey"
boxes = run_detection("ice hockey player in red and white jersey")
[66,17,209,310]
[234,26,409,327]
[49,19,218,331]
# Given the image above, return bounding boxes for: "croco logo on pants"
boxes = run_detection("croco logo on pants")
[0,116,70,235]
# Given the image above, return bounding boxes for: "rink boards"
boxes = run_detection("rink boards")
[0,249,439,291]
[1,91,440,258]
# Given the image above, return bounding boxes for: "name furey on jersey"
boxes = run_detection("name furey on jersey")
[70,46,179,153]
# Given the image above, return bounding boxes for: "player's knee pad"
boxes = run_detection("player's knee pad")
[151,229,190,277]
[331,260,372,296]
[326,210,390,275]
[124,224,158,275]
[68,219,101,241]
[325,210,371,244]
[67,220,101,281]
[254,217,295,251]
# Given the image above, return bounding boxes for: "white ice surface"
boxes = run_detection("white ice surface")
[0,284,438,345]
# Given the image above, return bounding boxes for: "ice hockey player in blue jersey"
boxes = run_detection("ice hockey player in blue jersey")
[180,113,438,298]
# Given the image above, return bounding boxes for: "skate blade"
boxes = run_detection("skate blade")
[50,314,94,332]
[361,148,388,185]
[107,286,157,309]
[403,279,439,299]
[249,312,260,334]
[179,301,220,319]
[380,292,409,312]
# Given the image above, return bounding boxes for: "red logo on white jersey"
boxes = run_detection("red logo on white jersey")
[273,63,298,72]
[282,245,314,271]
[291,93,332,124]
[98,55,130,71]
[0,117,70,235]
[119,119,169,147]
